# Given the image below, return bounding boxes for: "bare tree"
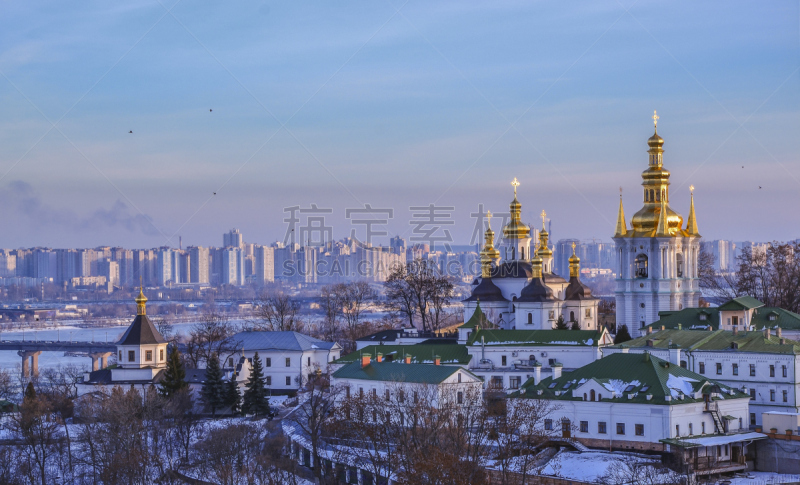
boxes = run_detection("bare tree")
[384,264,417,328]
[598,453,680,485]
[0,367,13,400]
[384,260,455,333]
[253,290,304,332]
[319,284,343,341]
[339,281,376,339]
[698,248,738,301]
[194,423,262,485]
[11,388,64,485]
[184,307,238,367]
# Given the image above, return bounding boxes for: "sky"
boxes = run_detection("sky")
[0,1,798,249]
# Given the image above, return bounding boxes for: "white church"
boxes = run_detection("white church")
[613,112,702,338]
[463,179,599,331]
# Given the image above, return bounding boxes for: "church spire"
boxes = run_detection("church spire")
[480,211,500,277]
[135,284,147,316]
[568,242,581,278]
[686,185,700,237]
[655,198,669,237]
[615,189,627,237]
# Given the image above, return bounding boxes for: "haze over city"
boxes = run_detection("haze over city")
[1,1,798,249]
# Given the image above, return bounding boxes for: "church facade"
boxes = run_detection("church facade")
[613,112,702,338]
[463,178,599,331]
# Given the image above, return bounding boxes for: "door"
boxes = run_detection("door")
[562,419,571,438]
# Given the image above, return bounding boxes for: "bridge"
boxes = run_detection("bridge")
[0,340,116,378]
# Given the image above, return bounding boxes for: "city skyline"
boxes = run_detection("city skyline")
[1,2,798,248]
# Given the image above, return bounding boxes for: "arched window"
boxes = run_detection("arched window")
[521,247,524,259]
[590,389,596,401]
[527,313,533,325]
[584,393,587,401]
[570,311,575,322]
[649,189,654,202]
[635,254,648,278]
[676,253,684,278]
[655,190,660,202]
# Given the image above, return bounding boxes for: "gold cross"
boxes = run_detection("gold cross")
[511,177,520,197]
[486,210,492,229]
[653,110,659,129]
[689,185,694,194]
[571,241,576,253]
[540,209,547,228]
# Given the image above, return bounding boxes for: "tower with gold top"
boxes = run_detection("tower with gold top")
[613,112,701,338]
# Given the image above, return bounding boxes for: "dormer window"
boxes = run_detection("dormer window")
[699,314,707,321]
[128,351,135,362]
[769,314,777,321]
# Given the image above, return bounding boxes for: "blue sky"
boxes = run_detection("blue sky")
[0,1,798,249]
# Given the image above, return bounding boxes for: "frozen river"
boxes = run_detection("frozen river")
[0,322,199,372]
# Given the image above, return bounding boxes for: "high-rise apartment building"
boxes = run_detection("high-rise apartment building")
[188,246,210,284]
[223,228,244,248]
[254,245,275,285]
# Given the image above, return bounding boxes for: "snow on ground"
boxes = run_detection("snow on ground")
[666,374,697,397]
[527,450,675,483]
[727,472,800,484]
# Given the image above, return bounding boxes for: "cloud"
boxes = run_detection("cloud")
[0,181,160,237]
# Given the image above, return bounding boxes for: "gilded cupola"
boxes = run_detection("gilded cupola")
[479,211,500,277]
[629,111,685,236]
[503,178,531,240]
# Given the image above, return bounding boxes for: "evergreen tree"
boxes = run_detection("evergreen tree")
[242,352,270,417]
[159,345,188,398]
[23,381,36,401]
[570,320,581,330]
[224,375,241,415]
[201,353,225,417]
[614,324,632,344]
[553,315,569,330]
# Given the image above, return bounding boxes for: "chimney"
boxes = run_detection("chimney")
[733,327,738,336]
[376,353,383,363]
[677,323,682,330]
[404,354,412,364]
[361,353,371,368]
[646,327,653,335]
[434,355,441,366]
[552,362,563,380]
[780,338,786,345]
[646,339,654,347]
[661,325,665,331]
[764,328,771,339]
[777,327,782,338]
[533,362,542,383]
[669,345,681,366]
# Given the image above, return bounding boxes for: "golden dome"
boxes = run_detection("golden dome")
[503,196,531,239]
[480,211,500,277]
[135,286,148,316]
[648,131,664,148]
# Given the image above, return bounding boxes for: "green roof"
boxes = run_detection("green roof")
[332,360,477,384]
[334,344,472,365]
[460,302,491,329]
[466,328,605,347]
[646,305,800,331]
[718,296,765,311]
[515,353,748,405]
[613,329,800,355]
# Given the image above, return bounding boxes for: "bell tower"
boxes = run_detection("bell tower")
[613,112,702,337]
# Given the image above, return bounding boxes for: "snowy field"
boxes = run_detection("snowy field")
[726,472,800,485]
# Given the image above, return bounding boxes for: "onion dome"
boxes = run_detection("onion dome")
[479,211,501,278]
[518,255,555,302]
[464,278,507,302]
[503,178,530,240]
[564,243,594,301]
[135,285,147,316]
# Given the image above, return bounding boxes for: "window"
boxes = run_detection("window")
[732,315,739,326]
[739,417,743,429]
[570,311,575,322]
[732,363,738,376]
[266,376,272,385]
[716,363,722,375]
[145,350,153,362]
[501,356,507,366]
[783,365,788,378]
[770,390,775,402]
[701,422,705,434]
[770,365,775,377]
[119,351,122,360]
[580,421,588,433]
[458,373,462,383]
[635,254,648,278]
[676,424,680,437]
[635,424,644,436]
[307,357,311,366]
[699,362,705,374]
[286,358,291,367]
[372,388,377,397]
[783,390,788,403]
[750,413,756,426]
[128,351,135,362]
[266,358,272,367]
[590,390,596,401]
[386,389,390,401]
[509,376,521,389]
[528,313,532,324]
[750,364,756,376]
[345,386,350,398]
[598,422,607,434]
[158,349,163,361]
[286,376,291,386]
[750,389,756,400]
[227,357,233,367]
[586,308,592,317]
[457,392,463,404]
[689,423,693,435]
[616,423,625,435]
[544,419,553,430]
[676,254,683,277]
[549,310,555,320]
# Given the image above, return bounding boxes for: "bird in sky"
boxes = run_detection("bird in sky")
[759,186,762,189]
[129,130,133,134]
[213,192,216,195]
[209,109,213,112]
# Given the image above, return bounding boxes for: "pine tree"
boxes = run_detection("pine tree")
[554,315,569,330]
[224,375,241,415]
[242,352,270,417]
[201,353,225,417]
[570,320,581,330]
[159,345,188,398]
[23,382,36,401]
[614,324,632,344]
